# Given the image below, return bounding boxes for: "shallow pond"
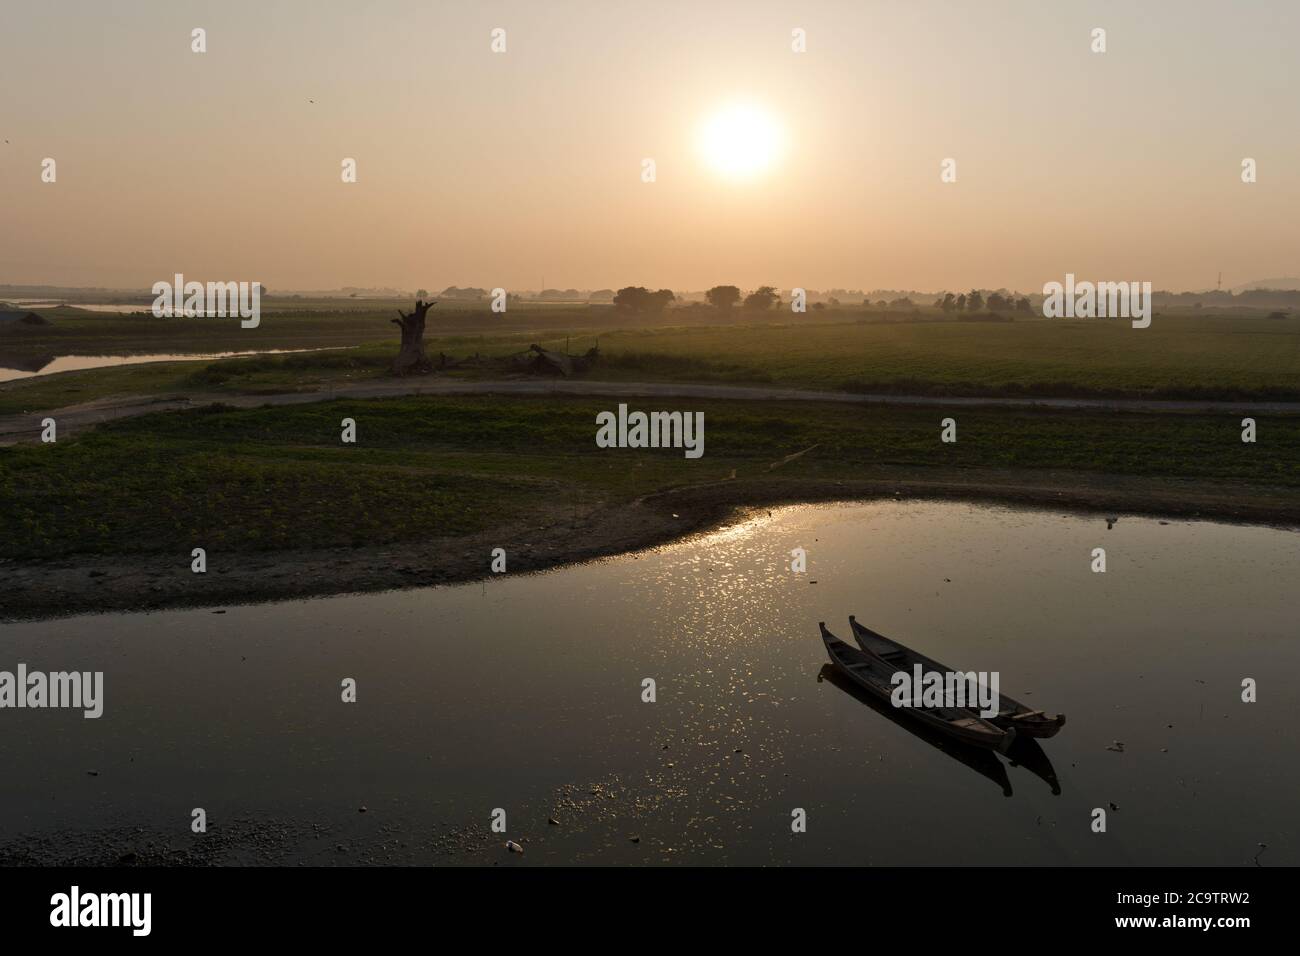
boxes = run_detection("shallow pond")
[0,348,336,383]
[1,501,1296,865]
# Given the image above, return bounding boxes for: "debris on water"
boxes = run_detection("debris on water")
[358,805,367,813]
[213,609,227,614]
[548,817,559,826]
[1109,802,1120,811]
[1106,740,1125,753]
[629,836,640,844]
[809,580,817,584]
[117,852,137,865]
[1105,517,1117,529]
[87,770,99,776]
[506,840,524,854]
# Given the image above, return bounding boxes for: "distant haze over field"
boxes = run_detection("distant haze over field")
[6,282,1300,308]
[2,1,1297,291]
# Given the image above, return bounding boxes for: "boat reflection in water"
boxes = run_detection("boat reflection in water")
[1005,735,1061,796]
[817,664,1061,798]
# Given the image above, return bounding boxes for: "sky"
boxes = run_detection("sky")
[1,0,1297,293]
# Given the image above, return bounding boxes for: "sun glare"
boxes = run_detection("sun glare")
[698,103,782,181]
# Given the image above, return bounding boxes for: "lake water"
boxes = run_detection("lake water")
[2,501,1296,865]
[0,302,153,314]
[0,348,337,383]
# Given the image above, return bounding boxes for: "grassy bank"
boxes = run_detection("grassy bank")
[2,395,1297,561]
[3,313,1299,417]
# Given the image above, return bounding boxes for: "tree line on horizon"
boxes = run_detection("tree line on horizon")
[936,291,1035,314]
[608,284,1035,315]
[404,284,1295,317]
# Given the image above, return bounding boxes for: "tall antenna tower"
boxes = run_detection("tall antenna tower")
[1217,271,1222,292]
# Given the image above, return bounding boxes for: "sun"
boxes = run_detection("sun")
[698,103,782,181]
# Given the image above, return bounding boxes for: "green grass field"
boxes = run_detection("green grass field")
[2,394,1296,560]
[3,312,1299,416]
[584,315,1300,398]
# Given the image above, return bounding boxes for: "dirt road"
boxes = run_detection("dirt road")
[3,378,1298,444]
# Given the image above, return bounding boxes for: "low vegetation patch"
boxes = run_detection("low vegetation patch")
[2,395,1296,560]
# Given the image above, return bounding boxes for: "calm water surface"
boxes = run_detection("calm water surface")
[2,501,1296,865]
[0,348,340,383]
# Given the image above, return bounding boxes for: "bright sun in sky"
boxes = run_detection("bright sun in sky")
[698,103,782,181]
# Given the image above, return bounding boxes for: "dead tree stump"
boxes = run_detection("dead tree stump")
[390,299,436,375]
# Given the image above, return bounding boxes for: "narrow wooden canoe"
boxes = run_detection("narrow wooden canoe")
[819,622,1015,752]
[848,616,1066,739]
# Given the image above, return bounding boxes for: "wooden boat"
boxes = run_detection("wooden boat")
[819,623,1015,751]
[848,616,1065,739]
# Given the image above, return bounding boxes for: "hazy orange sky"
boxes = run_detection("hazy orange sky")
[2,0,1297,292]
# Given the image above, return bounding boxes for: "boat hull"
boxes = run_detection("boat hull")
[819,623,1015,752]
[848,616,1065,739]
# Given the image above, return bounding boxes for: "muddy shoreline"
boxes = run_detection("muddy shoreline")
[3,468,1297,621]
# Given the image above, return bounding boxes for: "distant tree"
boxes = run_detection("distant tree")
[956,294,967,311]
[889,297,915,310]
[647,288,676,312]
[812,301,826,311]
[1016,297,1033,313]
[862,299,873,308]
[828,296,840,307]
[940,293,957,312]
[986,292,1007,311]
[615,286,675,313]
[416,288,429,299]
[743,286,779,311]
[966,290,984,311]
[875,300,887,309]
[706,285,742,310]
[613,286,650,311]
[588,289,616,303]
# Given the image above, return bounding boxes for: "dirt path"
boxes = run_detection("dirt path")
[3,377,1299,444]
